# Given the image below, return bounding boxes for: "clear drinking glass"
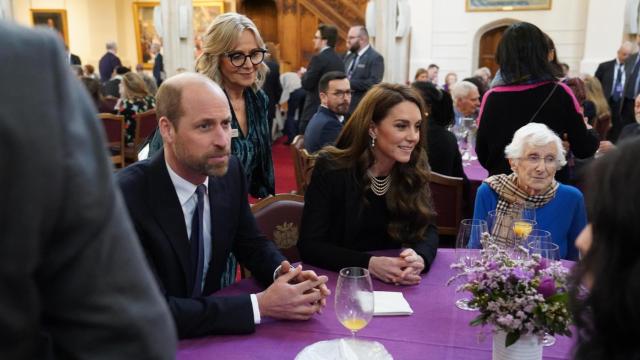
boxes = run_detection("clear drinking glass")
[335,267,374,338]
[512,201,536,222]
[527,234,559,347]
[510,219,536,258]
[461,117,477,161]
[454,219,488,311]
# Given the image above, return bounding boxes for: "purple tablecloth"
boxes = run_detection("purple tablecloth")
[177,249,574,359]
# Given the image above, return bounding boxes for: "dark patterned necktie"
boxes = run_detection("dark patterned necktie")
[612,65,623,102]
[347,55,359,78]
[190,184,206,298]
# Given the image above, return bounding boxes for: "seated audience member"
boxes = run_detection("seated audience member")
[83,63,100,80]
[103,65,130,98]
[117,73,329,339]
[0,22,176,358]
[618,94,640,141]
[426,63,439,85]
[471,123,586,260]
[135,63,158,95]
[443,72,458,92]
[582,74,611,140]
[299,83,439,285]
[473,67,492,89]
[414,67,429,82]
[115,72,155,144]
[462,76,487,104]
[71,64,83,78]
[304,71,351,153]
[279,72,305,144]
[570,137,640,359]
[451,80,481,126]
[81,76,115,113]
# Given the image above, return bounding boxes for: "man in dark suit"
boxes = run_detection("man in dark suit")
[299,24,344,133]
[595,41,633,142]
[151,43,165,87]
[262,47,282,135]
[0,22,176,359]
[65,45,81,65]
[117,73,329,339]
[343,25,384,114]
[99,41,122,83]
[304,71,351,153]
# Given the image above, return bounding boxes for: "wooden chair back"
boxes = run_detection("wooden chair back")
[125,109,157,163]
[99,113,125,168]
[428,171,464,236]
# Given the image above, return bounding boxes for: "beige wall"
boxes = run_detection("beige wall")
[12,0,156,69]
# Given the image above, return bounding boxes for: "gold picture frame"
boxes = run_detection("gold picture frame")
[132,2,160,69]
[193,1,224,60]
[466,0,551,12]
[31,9,69,45]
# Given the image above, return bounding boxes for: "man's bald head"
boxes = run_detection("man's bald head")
[155,72,225,127]
[618,41,634,64]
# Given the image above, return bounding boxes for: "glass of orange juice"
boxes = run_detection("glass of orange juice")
[335,267,374,338]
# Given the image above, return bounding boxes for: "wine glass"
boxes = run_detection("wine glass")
[486,210,516,249]
[512,201,536,222]
[454,219,488,311]
[527,233,559,347]
[461,117,477,161]
[335,267,374,338]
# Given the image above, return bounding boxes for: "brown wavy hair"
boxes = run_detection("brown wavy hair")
[121,72,151,101]
[319,83,436,244]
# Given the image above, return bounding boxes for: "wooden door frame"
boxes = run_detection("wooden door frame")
[472,18,518,75]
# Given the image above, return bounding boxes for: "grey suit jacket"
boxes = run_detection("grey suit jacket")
[0,22,176,359]
[344,46,385,113]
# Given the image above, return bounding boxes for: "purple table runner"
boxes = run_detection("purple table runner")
[177,249,574,359]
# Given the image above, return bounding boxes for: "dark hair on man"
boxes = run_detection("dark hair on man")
[81,77,104,106]
[495,22,562,84]
[319,24,338,47]
[319,71,347,94]
[155,81,184,126]
[321,83,435,245]
[411,81,454,127]
[427,64,439,70]
[462,76,487,100]
[115,66,131,75]
[570,137,640,360]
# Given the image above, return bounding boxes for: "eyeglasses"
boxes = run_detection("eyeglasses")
[521,154,559,167]
[224,49,267,67]
[329,90,352,98]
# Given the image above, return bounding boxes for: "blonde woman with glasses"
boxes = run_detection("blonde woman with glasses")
[471,122,587,260]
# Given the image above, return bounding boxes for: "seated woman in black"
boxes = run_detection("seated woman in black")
[299,83,439,285]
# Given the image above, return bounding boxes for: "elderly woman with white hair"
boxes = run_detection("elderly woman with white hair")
[470,123,587,260]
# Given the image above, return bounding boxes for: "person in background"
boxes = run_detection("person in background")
[103,65,130,98]
[560,62,570,77]
[343,24,384,114]
[195,12,275,200]
[414,68,429,82]
[583,74,612,140]
[115,72,155,144]
[83,64,100,80]
[151,43,165,87]
[299,83,439,284]
[299,24,344,133]
[81,76,115,113]
[571,137,640,359]
[475,22,598,182]
[473,67,491,89]
[263,42,282,136]
[426,63,439,85]
[618,93,640,141]
[451,80,481,126]
[303,71,351,153]
[0,21,176,359]
[279,72,305,145]
[443,72,458,92]
[99,41,122,83]
[135,63,158,95]
[471,123,586,260]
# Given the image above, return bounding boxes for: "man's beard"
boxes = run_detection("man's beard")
[349,43,360,53]
[175,143,230,178]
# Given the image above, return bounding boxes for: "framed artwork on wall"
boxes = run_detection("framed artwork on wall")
[466,0,552,12]
[193,1,224,60]
[31,9,68,45]
[133,2,161,69]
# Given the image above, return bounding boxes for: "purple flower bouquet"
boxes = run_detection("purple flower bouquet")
[448,245,572,347]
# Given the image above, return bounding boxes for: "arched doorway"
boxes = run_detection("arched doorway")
[478,25,507,76]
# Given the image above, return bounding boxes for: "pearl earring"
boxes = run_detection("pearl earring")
[371,137,376,148]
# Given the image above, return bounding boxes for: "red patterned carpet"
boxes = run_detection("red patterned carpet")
[272,137,297,194]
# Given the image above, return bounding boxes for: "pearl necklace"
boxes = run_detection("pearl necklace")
[367,170,391,196]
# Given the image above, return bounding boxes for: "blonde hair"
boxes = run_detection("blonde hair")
[121,72,150,100]
[195,12,268,90]
[583,74,611,120]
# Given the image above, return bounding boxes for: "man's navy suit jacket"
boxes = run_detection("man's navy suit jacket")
[117,151,285,338]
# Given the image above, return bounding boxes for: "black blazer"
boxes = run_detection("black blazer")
[117,152,286,338]
[594,59,616,99]
[343,46,384,113]
[70,53,81,65]
[298,156,439,273]
[303,106,343,153]
[300,47,345,131]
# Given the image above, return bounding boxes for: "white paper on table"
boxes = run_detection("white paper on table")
[373,291,413,316]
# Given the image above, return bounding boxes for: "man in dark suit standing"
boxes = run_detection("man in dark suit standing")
[151,43,165,87]
[99,41,122,83]
[299,24,344,133]
[117,72,329,339]
[595,41,633,142]
[0,22,176,359]
[304,71,351,153]
[65,45,81,65]
[619,37,640,142]
[343,25,384,114]
[262,44,282,136]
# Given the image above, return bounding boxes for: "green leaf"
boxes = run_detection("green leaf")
[505,332,520,347]
[470,315,484,326]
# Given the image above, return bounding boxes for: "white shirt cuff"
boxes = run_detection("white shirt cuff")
[250,294,261,324]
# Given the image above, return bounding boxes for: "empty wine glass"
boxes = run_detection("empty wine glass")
[454,219,488,311]
[486,210,516,249]
[527,234,559,347]
[512,201,536,222]
[335,267,374,338]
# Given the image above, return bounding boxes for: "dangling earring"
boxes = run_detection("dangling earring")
[371,136,376,148]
